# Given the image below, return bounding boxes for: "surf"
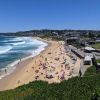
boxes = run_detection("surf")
[0,46,12,54]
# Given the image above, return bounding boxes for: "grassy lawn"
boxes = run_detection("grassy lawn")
[70,43,81,48]
[84,66,97,76]
[96,59,100,63]
[92,43,100,49]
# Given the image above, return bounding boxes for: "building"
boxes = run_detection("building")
[84,47,95,53]
[67,45,84,59]
[66,36,80,44]
[84,56,92,65]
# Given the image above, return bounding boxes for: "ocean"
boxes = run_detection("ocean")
[0,36,47,78]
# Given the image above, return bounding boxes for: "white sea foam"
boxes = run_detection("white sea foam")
[32,42,48,56]
[0,46,12,54]
[10,37,42,46]
[10,41,26,46]
[9,37,23,42]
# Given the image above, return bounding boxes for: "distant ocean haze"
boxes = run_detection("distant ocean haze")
[0,36,47,69]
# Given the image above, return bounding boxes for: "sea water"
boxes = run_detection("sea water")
[0,36,47,78]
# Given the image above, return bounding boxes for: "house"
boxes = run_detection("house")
[84,56,92,65]
[84,47,95,53]
[66,36,80,44]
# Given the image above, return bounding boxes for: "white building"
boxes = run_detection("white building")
[84,56,92,65]
[84,47,95,53]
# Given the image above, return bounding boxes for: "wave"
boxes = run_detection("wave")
[10,41,26,46]
[8,37,38,46]
[0,37,48,79]
[9,37,23,42]
[32,42,48,56]
[0,42,48,79]
[12,37,32,42]
[0,46,12,54]
[26,38,47,46]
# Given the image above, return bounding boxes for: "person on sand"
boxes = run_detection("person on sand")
[35,76,39,80]
[45,58,47,61]
[60,73,65,81]
[65,64,67,69]
[20,59,21,62]
[26,70,28,72]
[5,69,7,73]
[35,60,36,64]
[61,65,63,68]
[58,75,59,79]
[18,80,20,84]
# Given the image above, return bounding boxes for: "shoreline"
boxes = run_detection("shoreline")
[0,38,81,91]
[0,37,51,91]
[0,37,49,80]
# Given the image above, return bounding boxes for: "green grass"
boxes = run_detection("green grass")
[84,66,97,76]
[92,43,100,49]
[72,43,81,48]
[0,66,100,100]
[96,60,100,63]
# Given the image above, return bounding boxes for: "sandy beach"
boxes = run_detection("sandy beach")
[0,38,81,91]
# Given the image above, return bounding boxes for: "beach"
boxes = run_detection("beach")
[0,38,81,91]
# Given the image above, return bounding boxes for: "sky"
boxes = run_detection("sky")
[0,0,100,32]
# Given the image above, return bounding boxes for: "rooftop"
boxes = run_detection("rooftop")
[84,56,91,61]
[85,47,95,51]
